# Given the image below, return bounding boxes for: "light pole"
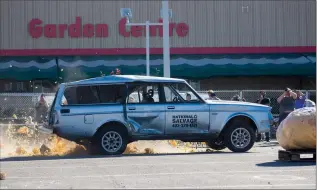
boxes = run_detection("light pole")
[121,1,171,77]
[123,20,163,76]
[162,0,171,78]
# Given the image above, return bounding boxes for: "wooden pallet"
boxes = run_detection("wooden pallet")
[278,149,316,161]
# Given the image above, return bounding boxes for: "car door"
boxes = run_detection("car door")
[125,83,166,136]
[163,82,210,135]
[58,85,101,138]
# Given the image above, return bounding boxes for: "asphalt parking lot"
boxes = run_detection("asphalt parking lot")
[0,142,316,189]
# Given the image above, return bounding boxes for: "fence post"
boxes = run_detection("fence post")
[306,90,309,99]
[240,90,243,99]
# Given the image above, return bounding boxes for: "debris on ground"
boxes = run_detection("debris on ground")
[40,144,51,155]
[168,140,178,147]
[0,172,6,180]
[15,147,27,155]
[1,121,217,158]
[66,144,88,156]
[32,147,41,155]
[144,148,155,154]
[206,149,213,152]
[124,144,139,154]
[17,126,29,135]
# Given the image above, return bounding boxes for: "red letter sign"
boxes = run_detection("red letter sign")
[131,26,143,37]
[68,17,82,38]
[176,23,189,37]
[28,18,43,38]
[44,24,57,38]
[83,24,94,37]
[119,18,130,37]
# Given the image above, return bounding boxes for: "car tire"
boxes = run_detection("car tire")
[224,121,255,153]
[94,126,128,155]
[206,140,226,150]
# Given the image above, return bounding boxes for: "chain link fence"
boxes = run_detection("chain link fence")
[0,90,315,121]
[0,93,55,123]
[199,89,316,117]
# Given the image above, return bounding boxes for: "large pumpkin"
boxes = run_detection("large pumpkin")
[276,107,316,150]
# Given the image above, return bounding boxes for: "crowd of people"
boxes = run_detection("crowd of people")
[206,88,316,142]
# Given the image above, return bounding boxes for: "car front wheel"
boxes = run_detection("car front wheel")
[94,126,128,155]
[224,123,255,153]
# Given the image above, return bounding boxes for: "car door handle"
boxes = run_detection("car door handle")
[128,107,136,110]
[60,109,70,113]
[167,106,175,110]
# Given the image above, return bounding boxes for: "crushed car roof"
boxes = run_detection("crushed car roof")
[65,75,185,85]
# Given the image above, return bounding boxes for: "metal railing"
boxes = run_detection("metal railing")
[0,90,315,120]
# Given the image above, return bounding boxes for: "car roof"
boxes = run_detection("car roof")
[64,75,186,86]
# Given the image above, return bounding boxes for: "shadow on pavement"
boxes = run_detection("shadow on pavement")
[255,141,280,148]
[257,160,316,167]
[1,150,254,162]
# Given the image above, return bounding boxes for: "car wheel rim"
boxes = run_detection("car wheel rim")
[101,131,123,153]
[230,128,251,149]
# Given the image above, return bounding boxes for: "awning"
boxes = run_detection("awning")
[0,53,315,81]
[58,53,316,80]
[0,56,58,81]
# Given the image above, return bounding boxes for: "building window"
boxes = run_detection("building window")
[16,82,25,92]
[4,82,12,92]
[32,80,56,93]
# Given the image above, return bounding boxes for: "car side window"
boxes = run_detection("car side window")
[98,84,126,104]
[127,84,161,104]
[163,83,201,103]
[62,84,126,105]
[164,85,181,103]
[63,86,77,105]
[77,86,100,104]
[62,86,99,105]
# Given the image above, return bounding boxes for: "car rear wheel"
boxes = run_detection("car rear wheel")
[94,126,128,155]
[206,139,226,150]
[224,122,255,153]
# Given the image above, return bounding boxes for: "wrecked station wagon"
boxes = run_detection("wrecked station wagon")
[42,75,273,155]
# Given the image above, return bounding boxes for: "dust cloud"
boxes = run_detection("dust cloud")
[0,123,208,158]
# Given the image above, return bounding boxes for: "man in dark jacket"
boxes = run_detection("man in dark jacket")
[256,90,271,106]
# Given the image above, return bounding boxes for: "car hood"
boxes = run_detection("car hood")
[205,100,271,110]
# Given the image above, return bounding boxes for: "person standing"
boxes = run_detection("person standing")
[277,88,297,124]
[231,94,246,102]
[231,95,240,101]
[110,68,121,75]
[295,90,306,109]
[206,90,220,100]
[256,90,271,106]
[255,90,271,142]
[35,94,49,123]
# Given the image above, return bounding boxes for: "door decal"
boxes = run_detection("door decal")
[172,114,198,128]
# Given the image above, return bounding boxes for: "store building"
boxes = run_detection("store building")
[0,0,315,92]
